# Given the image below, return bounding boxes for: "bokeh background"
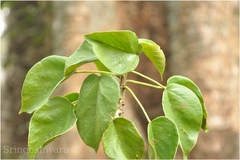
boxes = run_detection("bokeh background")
[1,1,239,159]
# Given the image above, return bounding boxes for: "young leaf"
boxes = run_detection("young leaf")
[102,117,144,159]
[162,83,203,158]
[148,116,179,159]
[28,96,77,159]
[84,31,141,74]
[138,38,166,79]
[64,92,79,103]
[167,76,208,131]
[20,55,67,114]
[64,40,98,76]
[76,74,120,152]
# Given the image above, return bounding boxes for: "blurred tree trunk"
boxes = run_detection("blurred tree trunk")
[1,1,53,158]
[167,1,239,158]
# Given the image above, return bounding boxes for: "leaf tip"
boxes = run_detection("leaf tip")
[19,107,33,114]
[204,127,209,133]
[28,148,37,159]
[18,108,23,114]
[19,107,27,114]
[93,147,99,153]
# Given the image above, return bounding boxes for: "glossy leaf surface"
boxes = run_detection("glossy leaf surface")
[103,117,144,159]
[20,56,67,114]
[139,38,166,78]
[162,83,203,158]
[85,31,141,74]
[28,96,76,158]
[167,76,208,131]
[64,40,98,76]
[76,74,120,151]
[148,116,179,159]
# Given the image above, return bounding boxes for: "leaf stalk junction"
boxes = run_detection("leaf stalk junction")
[74,69,166,122]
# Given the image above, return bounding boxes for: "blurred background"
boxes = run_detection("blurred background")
[1,1,239,159]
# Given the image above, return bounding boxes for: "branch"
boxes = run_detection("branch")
[115,74,127,117]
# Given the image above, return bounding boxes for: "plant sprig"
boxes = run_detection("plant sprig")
[20,30,207,159]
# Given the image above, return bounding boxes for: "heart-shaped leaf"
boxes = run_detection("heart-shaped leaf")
[162,83,203,158]
[167,76,208,131]
[84,31,141,74]
[20,56,67,114]
[64,40,98,76]
[28,96,77,159]
[148,116,179,159]
[76,74,120,151]
[102,117,144,159]
[139,38,166,79]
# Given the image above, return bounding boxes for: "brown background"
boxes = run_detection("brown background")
[1,1,239,159]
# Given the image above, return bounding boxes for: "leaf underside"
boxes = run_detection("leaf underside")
[139,38,166,79]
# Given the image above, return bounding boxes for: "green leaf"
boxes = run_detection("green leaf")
[148,116,179,159]
[76,74,120,151]
[102,117,144,159]
[64,92,79,103]
[28,96,77,159]
[85,30,142,53]
[139,38,166,79]
[64,92,79,112]
[64,40,98,76]
[84,30,141,74]
[94,60,111,72]
[148,143,156,159]
[162,83,203,158]
[167,76,208,131]
[20,55,67,114]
